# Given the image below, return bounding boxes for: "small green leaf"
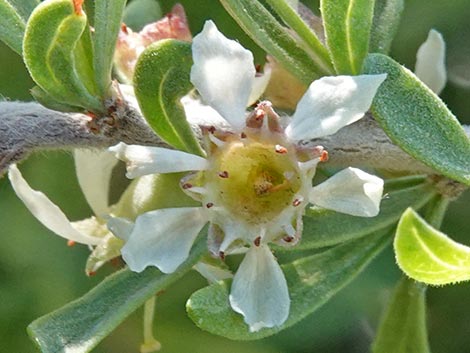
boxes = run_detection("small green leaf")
[220,0,329,85]
[321,0,375,74]
[134,39,204,156]
[0,0,39,54]
[289,181,435,250]
[395,207,470,285]
[187,229,390,340]
[93,0,126,98]
[30,86,82,112]
[364,54,470,185]
[23,0,102,111]
[369,0,404,54]
[28,236,207,353]
[372,277,430,353]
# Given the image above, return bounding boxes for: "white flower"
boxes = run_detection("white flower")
[8,149,122,275]
[415,29,446,95]
[110,20,386,332]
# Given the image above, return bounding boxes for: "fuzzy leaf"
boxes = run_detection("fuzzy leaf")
[187,230,390,340]
[220,0,329,85]
[395,208,470,285]
[93,0,126,98]
[321,0,375,74]
[293,181,435,250]
[0,0,39,54]
[369,0,404,54]
[23,0,102,111]
[364,54,470,185]
[134,39,204,156]
[372,277,430,353]
[28,236,207,353]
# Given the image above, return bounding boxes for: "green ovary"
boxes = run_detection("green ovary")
[209,141,301,224]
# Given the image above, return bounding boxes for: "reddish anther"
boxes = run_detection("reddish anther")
[241,132,247,138]
[218,171,229,178]
[67,240,76,247]
[275,144,288,154]
[292,199,301,207]
[182,183,193,189]
[87,271,97,277]
[254,236,261,247]
[72,0,84,15]
[219,251,225,260]
[283,235,294,243]
[320,150,329,162]
[206,202,214,208]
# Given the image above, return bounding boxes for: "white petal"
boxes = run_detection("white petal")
[109,142,208,178]
[286,74,387,141]
[309,167,384,217]
[181,95,228,129]
[121,207,208,273]
[247,65,272,106]
[8,165,100,245]
[229,245,290,332]
[415,29,447,94]
[74,149,118,217]
[190,20,255,130]
[193,261,233,284]
[107,217,135,241]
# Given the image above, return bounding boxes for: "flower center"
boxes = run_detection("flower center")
[207,137,301,224]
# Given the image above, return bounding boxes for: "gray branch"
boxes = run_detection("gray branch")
[0,100,467,178]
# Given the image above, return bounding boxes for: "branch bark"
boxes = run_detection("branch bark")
[0,99,468,178]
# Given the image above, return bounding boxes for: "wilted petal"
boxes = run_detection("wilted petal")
[74,149,118,218]
[285,74,387,141]
[229,245,290,332]
[415,29,447,94]
[190,20,255,130]
[121,207,208,273]
[109,142,208,178]
[309,167,384,217]
[8,165,100,245]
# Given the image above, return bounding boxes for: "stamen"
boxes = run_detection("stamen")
[209,133,225,147]
[241,132,247,139]
[206,202,214,208]
[292,198,302,207]
[218,171,229,178]
[275,144,288,154]
[182,183,192,189]
[67,240,76,247]
[283,235,294,243]
[320,150,329,162]
[219,251,225,260]
[254,236,261,247]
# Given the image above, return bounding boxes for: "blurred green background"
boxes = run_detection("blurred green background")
[1,0,469,352]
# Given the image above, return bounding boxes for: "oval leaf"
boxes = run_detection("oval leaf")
[369,0,404,55]
[288,181,435,250]
[28,236,207,353]
[220,0,329,85]
[134,39,204,156]
[372,277,430,353]
[187,230,390,340]
[93,0,126,97]
[23,0,102,111]
[321,0,375,74]
[364,54,470,185]
[395,207,470,285]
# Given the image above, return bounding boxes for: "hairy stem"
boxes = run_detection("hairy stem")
[0,100,468,179]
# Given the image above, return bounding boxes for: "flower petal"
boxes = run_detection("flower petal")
[285,74,387,141]
[247,65,272,106]
[109,142,208,178]
[190,20,255,130]
[107,217,135,241]
[8,165,100,245]
[229,245,290,332]
[309,167,384,217]
[74,149,118,217]
[415,29,447,94]
[121,207,208,273]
